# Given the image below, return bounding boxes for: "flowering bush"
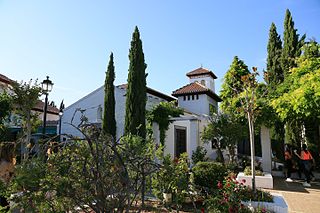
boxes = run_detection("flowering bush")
[205,176,250,213]
[204,175,273,213]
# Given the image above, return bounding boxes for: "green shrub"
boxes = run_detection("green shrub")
[152,153,190,206]
[225,162,239,173]
[191,146,208,165]
[192,161,227,192]
[240,187,273,202]
[244,166,264,176]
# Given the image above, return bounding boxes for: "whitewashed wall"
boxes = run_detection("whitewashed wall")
[61,85,169,140]
[162,115,228,162]
[189,75,215,93]
[177,94,211,116]
[164,115,215,161]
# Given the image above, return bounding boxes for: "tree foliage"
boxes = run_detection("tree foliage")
[0,93,12,124]
[271,42,320,121]
[7,124,161,212]
[124,26,147,139]
[201,113,245,163]
[102,52,116,138]
[11,80,43,159]
[266,22,283,91]
[281,9,305,78]
[220,56,250,119]
[147,102,183,145]
[221,65,267,192]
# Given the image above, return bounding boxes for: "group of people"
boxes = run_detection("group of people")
[284,144,316,187]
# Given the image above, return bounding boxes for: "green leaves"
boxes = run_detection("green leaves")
[103,52,116,138]
[147,101,183,145]
[125,26,147,138]
[271,52,320,121]
[0,93,12,122]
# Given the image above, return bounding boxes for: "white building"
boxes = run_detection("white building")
[60,84,175,140]
[163,67,222,159]
[61,67,224,161]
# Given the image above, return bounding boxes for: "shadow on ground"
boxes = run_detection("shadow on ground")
[270,177,320,193]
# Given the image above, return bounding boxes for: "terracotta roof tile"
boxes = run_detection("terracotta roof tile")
[0,74,13,84]
[186,67,217,79]
[33,100,60,115]
[172,82,222,102]
[117,84,175,102]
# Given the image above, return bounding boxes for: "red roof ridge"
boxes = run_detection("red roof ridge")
[186,67,217,79]
[116,83,175,102]
[172,82,197,94]
[172,82,222,102]
[32,100,60,115]
[0,73,14,84]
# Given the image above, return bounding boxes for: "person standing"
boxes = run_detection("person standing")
[284,145,293,182]
[294,144,315,187]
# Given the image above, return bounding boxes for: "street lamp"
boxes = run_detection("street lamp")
[58,100,65,141]
[41,76,53,136]
[58,110,63,141]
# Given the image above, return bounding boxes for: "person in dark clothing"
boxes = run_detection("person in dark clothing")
[294,144,315,187]
[284,145,293,182]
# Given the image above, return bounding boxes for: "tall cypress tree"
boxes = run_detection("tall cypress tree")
[266,23,283,91]
[281,9,305,78]
[124,26,147,138]
[102,52,116,138]
[281,9,306,146]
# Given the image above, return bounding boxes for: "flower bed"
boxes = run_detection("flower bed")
[242,193,288,213]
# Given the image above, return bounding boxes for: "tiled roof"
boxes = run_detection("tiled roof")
[186,67,217,79]
[33,100,60,115]
[117,84,175,102]
[172,82,222,102]
[0,74,13,84]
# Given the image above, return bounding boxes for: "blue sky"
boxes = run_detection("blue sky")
[0,1,319,107]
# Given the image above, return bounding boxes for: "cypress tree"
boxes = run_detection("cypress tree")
[281,9,306,146]
[281,9,305,78]
[124,26,147,138]
[102,52,116,138]
[266,23,283,90]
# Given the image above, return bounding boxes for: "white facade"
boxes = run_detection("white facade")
[162,114,227,162]
[61,67,223,162]
[176,94,218,116]
[189,75,215,93]
[60,85,171,140]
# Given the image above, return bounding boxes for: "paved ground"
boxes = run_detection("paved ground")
[267,177,320,213]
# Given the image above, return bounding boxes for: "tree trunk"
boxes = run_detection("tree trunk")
[248,112,256,193]
[141,166,145,208]
[22,112,32,161]
[216,147,225,164]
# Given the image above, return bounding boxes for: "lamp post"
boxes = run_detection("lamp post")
[41,76,53,137]
[58,100,65,141]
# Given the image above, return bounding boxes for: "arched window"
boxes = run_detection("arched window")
[201,80,206,86]
[97,105,102,121]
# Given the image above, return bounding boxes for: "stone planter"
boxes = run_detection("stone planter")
[163,192,172,203]
[242,193,288,213]
[237,172,273,189]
